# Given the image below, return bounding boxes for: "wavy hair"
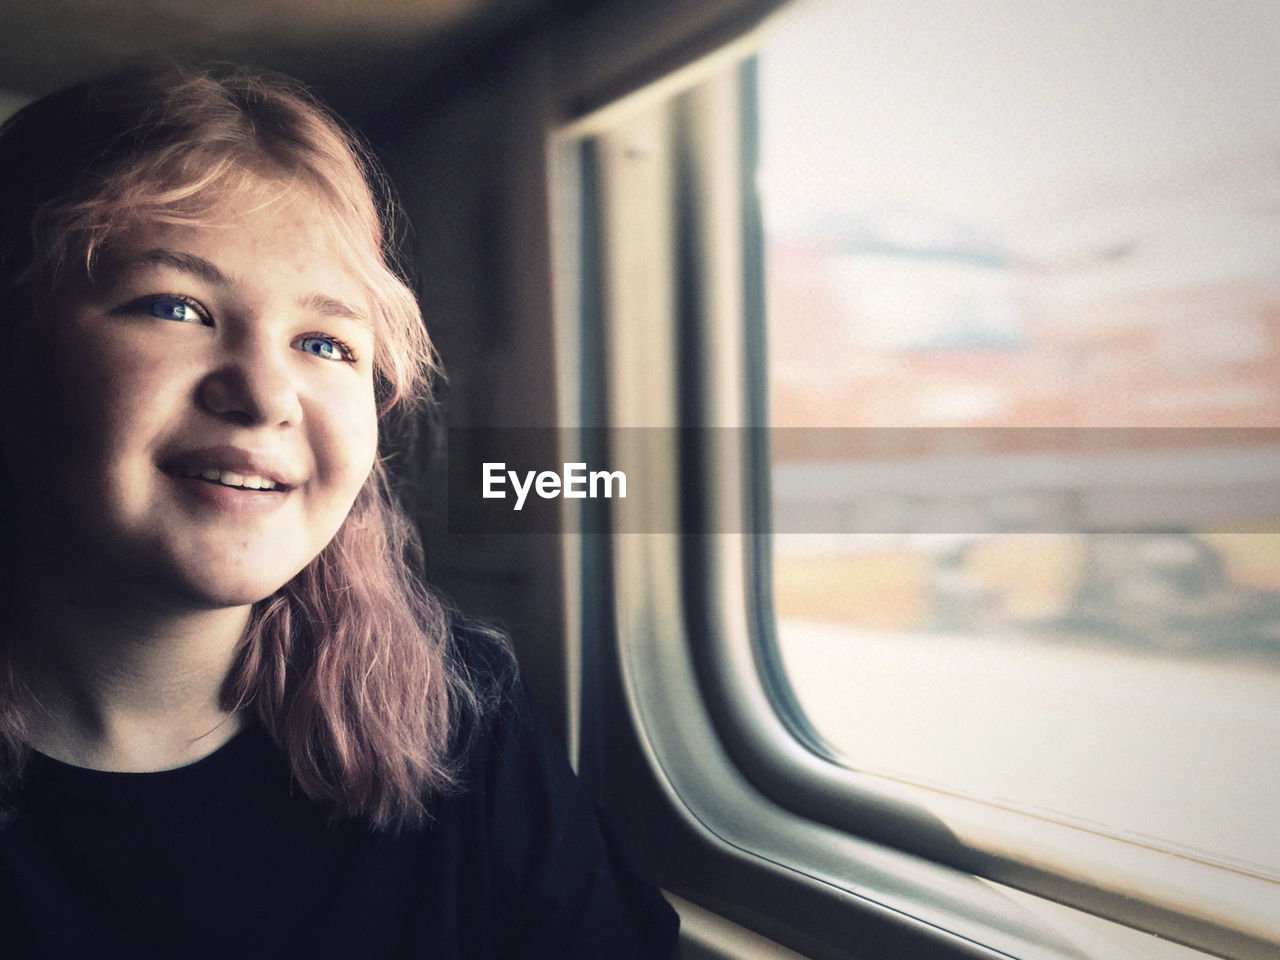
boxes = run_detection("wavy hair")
[0,65,488,830]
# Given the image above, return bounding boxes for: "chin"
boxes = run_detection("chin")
[188,583,290,611]
[151,558,310,612]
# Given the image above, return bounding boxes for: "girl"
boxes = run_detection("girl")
[0,64,677,958]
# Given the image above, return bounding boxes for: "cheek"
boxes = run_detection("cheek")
[8,332,141,467]
[1,329,172,529]
[47,336,177,470]
[316,384,380,496]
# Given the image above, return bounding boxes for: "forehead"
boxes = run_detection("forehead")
[98,182,377,319]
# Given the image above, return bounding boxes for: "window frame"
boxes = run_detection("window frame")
[549,13,1278,960]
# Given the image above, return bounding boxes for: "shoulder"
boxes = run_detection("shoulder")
[450,614,519,695]
[446,613,520,740]
[444,611,548,775]
[440,616,680,958]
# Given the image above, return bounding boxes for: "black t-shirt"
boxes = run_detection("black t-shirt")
[0,642,678,959]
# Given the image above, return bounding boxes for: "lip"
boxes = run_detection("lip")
[160,445,300,491]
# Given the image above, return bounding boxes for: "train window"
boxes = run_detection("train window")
[755,0,1279,955]
[557,0,1279,958]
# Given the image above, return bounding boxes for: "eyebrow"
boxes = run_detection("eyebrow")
[133,248,229,287]
[130,248,372,329]
[300,292,373,330]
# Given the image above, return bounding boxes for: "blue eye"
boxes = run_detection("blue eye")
[147,295,205,323]
[297,335,351,362]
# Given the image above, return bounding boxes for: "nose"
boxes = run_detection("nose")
[196,341,302,427]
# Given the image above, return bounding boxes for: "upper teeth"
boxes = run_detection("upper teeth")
[192,468,278,490]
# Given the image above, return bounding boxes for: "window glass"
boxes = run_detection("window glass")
[759,0,1280,883]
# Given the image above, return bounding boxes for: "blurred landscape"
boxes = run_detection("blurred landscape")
[758,0,1280,876]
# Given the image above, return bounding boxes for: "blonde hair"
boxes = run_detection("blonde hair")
[0,64,487,829]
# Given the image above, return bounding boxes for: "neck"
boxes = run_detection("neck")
[11,578,251,772]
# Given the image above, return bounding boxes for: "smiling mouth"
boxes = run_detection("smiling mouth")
[173,467,285,491]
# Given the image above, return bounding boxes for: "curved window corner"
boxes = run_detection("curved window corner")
[554,2,1280,958]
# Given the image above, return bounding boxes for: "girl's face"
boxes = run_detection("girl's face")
[2,183,380,612]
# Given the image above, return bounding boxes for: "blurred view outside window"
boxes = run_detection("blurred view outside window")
[759,0,1280,880]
